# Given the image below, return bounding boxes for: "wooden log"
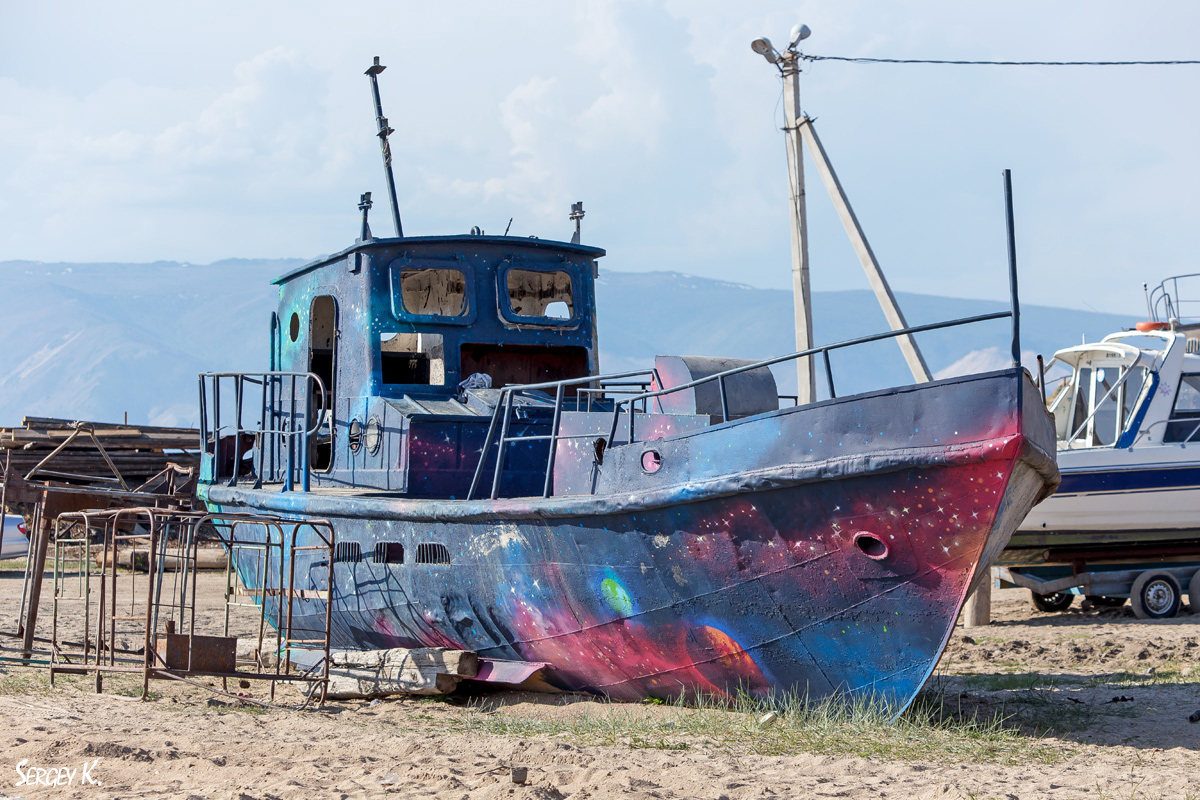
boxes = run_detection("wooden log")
[325,648,479,699]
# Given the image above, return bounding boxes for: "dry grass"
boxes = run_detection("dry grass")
[439,688,1068,765]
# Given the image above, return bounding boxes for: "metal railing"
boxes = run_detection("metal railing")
[198,372,327,492]
[469,169,1026,501]
[466,308,1015,501]
[1148,273,1200,325]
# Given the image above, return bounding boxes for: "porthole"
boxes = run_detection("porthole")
[641,450,662,473]
[348,419,363,451]
[288,312,300,342]
[365,417,382,454]
[852,532,889,560]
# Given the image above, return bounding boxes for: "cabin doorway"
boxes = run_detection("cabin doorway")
[309,295,337,472]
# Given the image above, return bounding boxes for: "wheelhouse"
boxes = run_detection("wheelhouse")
[264,234,603,492]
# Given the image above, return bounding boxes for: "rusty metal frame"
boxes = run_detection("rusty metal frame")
[45,507,333,705]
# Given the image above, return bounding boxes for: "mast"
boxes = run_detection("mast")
[365,57,404,238]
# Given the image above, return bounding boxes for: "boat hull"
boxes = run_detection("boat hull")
[202,368,1056,710]
[1006,447,1200,564]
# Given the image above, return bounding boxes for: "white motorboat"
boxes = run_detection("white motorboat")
[1001,275,1200,617]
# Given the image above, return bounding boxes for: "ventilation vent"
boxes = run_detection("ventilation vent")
[1187,338,1200,355]
[334,542,362,563]
[415,543,451,565]
[373,542,405,564]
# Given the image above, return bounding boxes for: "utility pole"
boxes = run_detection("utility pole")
[780,50,816,404]
[753,26,932,395]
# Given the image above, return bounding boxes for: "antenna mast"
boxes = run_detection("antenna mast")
[366,56,404,238]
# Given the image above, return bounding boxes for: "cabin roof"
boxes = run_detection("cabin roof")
[272,234,607,286]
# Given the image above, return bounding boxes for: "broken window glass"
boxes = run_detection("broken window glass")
[398,268,467,317]
[506,269,574,318]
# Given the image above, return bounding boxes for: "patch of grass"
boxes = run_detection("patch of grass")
[963,673,1057,692]
[441,690,1065,765]
[0,558,28,572]
[0,667,52,696]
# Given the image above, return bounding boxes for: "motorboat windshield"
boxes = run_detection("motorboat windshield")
[1047,339,1157,449]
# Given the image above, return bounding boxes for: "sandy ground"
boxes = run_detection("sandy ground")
[1,563,1198,800]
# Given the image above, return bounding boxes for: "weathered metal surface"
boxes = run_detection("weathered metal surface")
[202,356,1056,707]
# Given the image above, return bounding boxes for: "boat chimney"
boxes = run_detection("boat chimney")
[365,56,404,238]
[358,192,373,242]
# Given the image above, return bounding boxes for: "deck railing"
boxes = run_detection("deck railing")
[466,309,1016,501]
[198,372,327,492]
[1148,273,1200,325]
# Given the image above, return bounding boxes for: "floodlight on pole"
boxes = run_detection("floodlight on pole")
[751,37,781,64]
[788,24,811,49]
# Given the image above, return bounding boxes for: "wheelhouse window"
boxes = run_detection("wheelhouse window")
[380,332,445,386]
[397,268,467,317]
[506,269,574,319]
[1165,374,1200,442]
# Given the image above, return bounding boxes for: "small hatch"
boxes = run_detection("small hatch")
[415,543,451,565]
[374,542,405,564]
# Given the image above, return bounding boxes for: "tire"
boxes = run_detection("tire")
[1031,591,1074,612]
[1085,595,1127,608]
[1189,570,1200,611]
[1130,571,1182,619]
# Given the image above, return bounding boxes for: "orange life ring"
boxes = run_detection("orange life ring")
[1135,321,1170,332]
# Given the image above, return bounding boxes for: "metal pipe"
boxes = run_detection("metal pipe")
[365,57,403,238]
[823,350,837,399]
[718,376,729,422]
[543,383,565,498]
[490,391,515,500]
[1003,169,1021,368]
[1037,354,1046,405]
[467,400,504,501]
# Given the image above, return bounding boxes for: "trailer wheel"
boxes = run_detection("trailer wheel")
[1189,570,1200,611]
[1031,591,1074,612]
[1130,571,1182,619]
[1085,595,1127,608]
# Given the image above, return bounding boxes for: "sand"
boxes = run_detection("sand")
[1,565,1198,800]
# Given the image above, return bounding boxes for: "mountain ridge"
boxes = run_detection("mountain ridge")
[0,259,1134,426]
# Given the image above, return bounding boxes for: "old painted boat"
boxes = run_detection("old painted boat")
[195,62,1059,711]
[1000,275,1200,616]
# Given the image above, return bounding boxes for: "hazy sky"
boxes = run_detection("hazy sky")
[2,1,1198,314]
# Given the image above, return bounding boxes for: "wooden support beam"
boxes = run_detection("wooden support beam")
[797,118,933,384]
[964,579,992,628]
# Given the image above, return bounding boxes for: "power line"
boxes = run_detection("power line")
[802,54,1200,66]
